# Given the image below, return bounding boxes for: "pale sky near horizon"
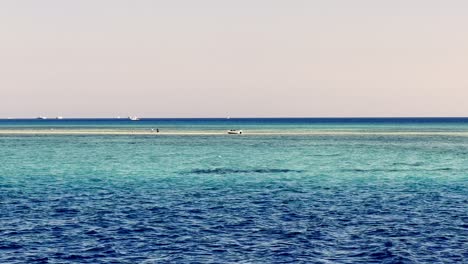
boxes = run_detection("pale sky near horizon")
[1,0,467,118]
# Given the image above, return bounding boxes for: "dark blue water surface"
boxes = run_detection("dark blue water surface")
[2,117,468,125]
[0,120,467,263]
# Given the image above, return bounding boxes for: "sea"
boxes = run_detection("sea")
[0,118,467,263]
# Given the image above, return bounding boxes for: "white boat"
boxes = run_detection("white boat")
[227,129,243,135]
[37,116,47,120]
[56,116,63,120]
[128,116,140,121]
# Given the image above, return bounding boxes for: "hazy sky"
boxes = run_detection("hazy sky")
[1,0,467,117]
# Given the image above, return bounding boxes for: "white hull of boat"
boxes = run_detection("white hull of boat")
[227,130,243,135]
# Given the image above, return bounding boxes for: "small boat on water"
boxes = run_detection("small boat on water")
[56,116,63,120]
[128,116,140,121]
[227,129,243,135]
[37,116,47,120]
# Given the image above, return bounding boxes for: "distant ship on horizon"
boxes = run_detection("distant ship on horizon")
[128,116,140,121]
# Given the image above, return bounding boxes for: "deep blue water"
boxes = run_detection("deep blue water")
[0,119,467,263]
[2,117,468,126]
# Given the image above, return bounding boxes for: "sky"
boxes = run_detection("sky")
[0,0,467,118]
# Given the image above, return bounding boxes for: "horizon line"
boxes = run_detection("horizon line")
[1,116,468,120]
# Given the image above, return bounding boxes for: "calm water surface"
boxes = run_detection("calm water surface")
[0,119,467,263]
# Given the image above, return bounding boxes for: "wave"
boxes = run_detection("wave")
[343,168,453,173]
[391,162,424,167]
[187,168,304,175]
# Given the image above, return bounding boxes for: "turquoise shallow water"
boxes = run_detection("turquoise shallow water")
[2,118,468,133]
[0,119,467,263]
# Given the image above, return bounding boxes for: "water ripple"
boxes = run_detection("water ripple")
[188,168,304,175]
[1,134,467,263]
